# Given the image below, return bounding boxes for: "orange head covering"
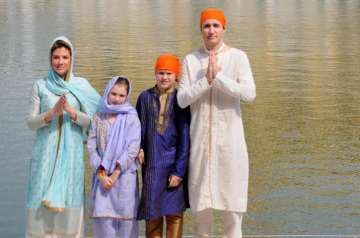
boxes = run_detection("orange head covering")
[155,54,180,81]
[200,8,226,29]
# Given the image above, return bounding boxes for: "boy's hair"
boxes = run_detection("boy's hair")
[114,76,130,95]
[51,40,72,57]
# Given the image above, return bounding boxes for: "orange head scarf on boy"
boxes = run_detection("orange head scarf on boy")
[200,8,226,29]
[155,54,180,81]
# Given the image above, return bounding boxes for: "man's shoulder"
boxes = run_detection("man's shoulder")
[228,47,248,59]
[184,48,205,62]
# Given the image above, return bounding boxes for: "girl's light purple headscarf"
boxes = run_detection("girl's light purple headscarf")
[99,76,137,173]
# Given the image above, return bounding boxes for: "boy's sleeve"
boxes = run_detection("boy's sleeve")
[172,98,191,178]
[87,115,102,173]
[136,92,147,151]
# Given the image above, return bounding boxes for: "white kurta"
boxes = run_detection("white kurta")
[177,46,256,213]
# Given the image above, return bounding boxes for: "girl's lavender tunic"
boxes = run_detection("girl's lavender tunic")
[136,87,190,220]
[87,113,141,219]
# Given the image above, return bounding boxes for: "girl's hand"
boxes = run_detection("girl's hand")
[138,149,145,165]
[62,95,77,121]
[99,175,113,190]
[109,167,121,184]
[168,175,182,188]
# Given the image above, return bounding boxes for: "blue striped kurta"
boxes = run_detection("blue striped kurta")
[136,87,190,220]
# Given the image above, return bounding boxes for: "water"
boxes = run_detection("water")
[0,0,359,237]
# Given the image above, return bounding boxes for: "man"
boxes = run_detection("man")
[177,8,256,238]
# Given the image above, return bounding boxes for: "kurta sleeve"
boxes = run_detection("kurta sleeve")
[177,57,211,108]
[213,51,256,102]
[136,92,147,151]
[27,82,50,130]
[116,115,141,172]
[72,110,91,128]
[87,116,102,173]
[172,98,191,178]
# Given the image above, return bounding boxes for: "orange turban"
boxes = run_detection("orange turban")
[200,8,226,29]
[155,54,180,79]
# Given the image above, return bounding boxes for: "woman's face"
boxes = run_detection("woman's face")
[51,47,71,79]
[155,70,176,92]
[107,84,128,105]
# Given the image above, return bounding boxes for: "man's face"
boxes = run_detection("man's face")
[201,19,225,49]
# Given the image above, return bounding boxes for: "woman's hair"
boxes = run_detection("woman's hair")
[114,76,130,95]
[51,40,72,57]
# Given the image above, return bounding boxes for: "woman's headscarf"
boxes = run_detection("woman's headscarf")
[46,36,100,117]
[98,76,138,173]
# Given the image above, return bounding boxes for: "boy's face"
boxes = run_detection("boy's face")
[155,70,176,92]
[107,84,128,105]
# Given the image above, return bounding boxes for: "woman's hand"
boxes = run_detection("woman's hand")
[168,175,182,188]
[62,95,77,121]
[44,96,64,123]
[138,149,145,165]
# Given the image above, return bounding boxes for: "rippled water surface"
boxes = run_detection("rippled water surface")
[0,0,359,237]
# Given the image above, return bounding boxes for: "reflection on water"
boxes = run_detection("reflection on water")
[0,0,359,237]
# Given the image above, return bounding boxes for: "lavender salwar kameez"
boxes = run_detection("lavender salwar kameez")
[87,76,141,238]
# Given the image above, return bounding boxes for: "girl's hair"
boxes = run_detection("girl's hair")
[51,40,72,57]
[115,76,130,95]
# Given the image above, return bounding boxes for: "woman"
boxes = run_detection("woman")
[26,36,100,237]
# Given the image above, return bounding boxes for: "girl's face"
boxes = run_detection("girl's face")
[51,47,71,79]
[156,70,176,92]
[107,84,128,105]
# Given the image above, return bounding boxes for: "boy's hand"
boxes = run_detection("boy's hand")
[138,149,145,165]
[168,175,182,188]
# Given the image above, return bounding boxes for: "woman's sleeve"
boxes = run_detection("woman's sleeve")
[177,57,211,108]
[87,116,102,173]
[72,110,91,128]
[213,51,256,102]
[26,83,50,130]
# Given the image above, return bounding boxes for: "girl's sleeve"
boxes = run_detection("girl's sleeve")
[213,51,256,102]
[172,100,191,178]
[87,116,102,173]
[116,115,141,172]
[27,83,50,130]
[177,57,211,108]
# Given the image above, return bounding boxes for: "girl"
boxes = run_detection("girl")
[136,54,191,238]
[87,76,141,238]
